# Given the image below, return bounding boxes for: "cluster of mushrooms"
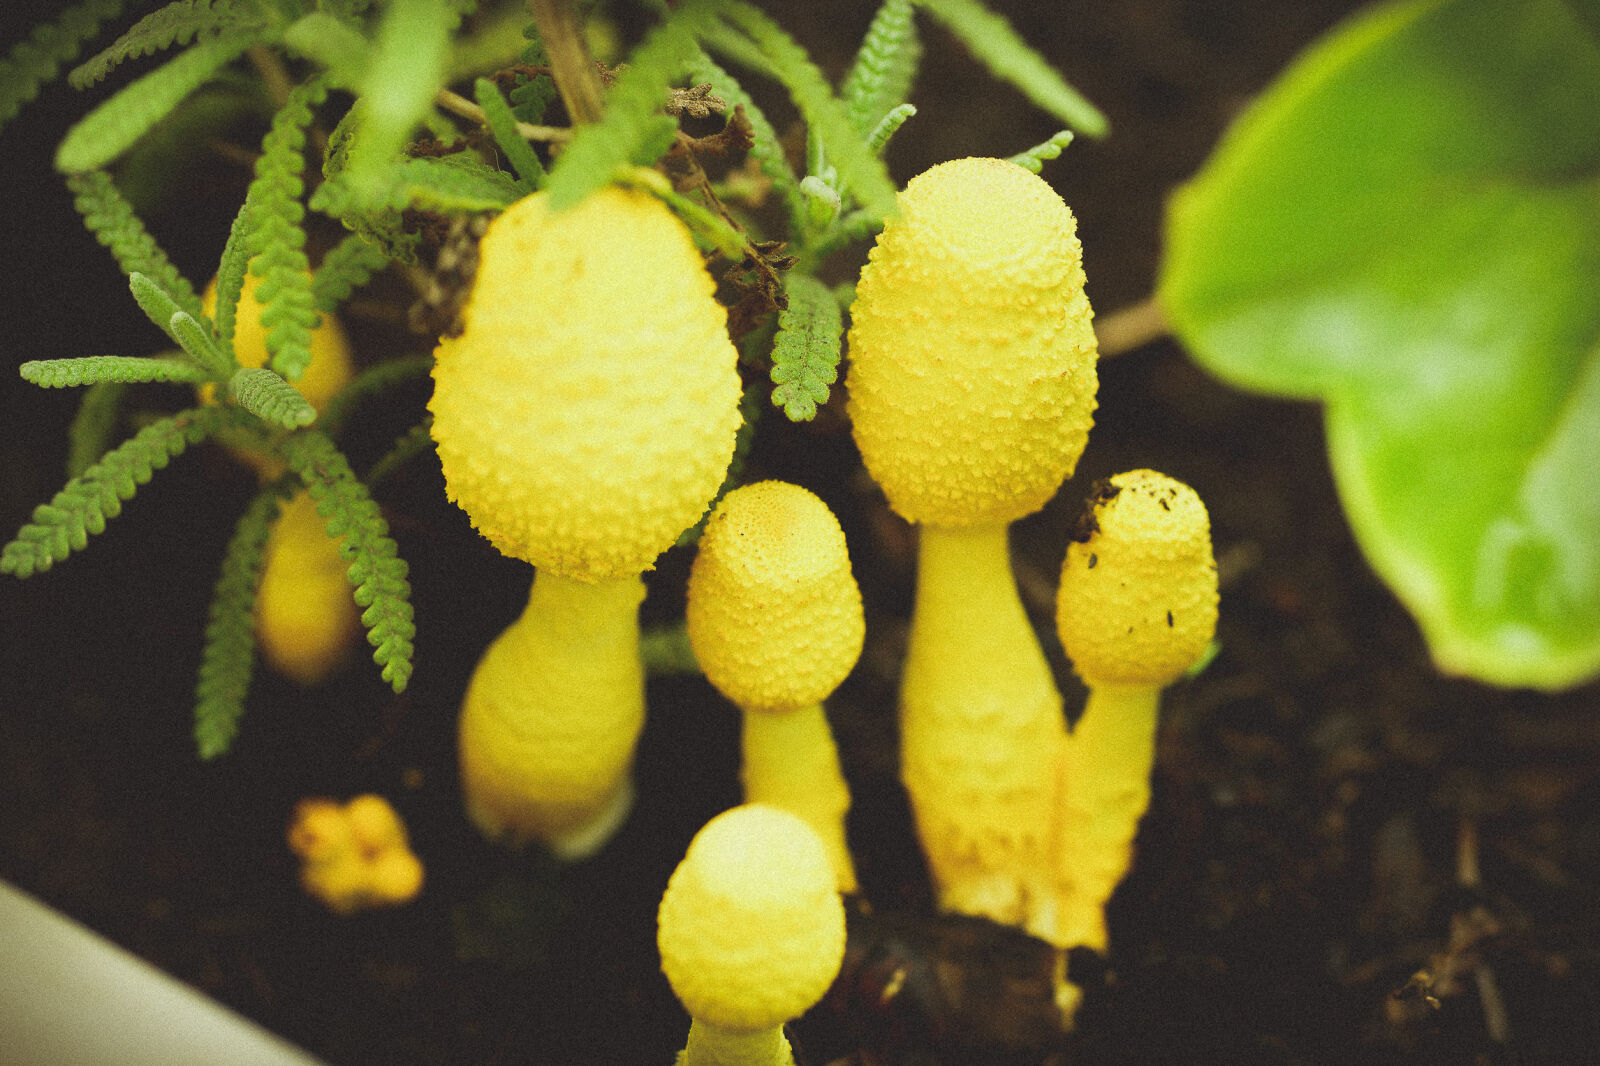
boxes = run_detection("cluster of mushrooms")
[415,155,1220,1055]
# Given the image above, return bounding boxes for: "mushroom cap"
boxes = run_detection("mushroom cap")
[1056,470,1219,686]
[846,157,1098,528]
[254,490,359,686]
[429,187,742,581]
[686,481,865,711]
[657,804,846,1032]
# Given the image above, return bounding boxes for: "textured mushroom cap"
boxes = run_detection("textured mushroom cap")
[1056,470,1219,686]
[255,490,359,686]
[429,187,742,580]
[846,157,1098,527]
[686,481,864,711]
[657,804,846,1031]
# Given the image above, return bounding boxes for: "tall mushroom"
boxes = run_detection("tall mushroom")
[429,186,742,856]
[845,157,1098,926]
[1053,470,1218,957]
[685,480,864,891]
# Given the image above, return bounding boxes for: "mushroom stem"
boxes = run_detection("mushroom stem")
[681,1022,794,1066]
[900,522,1063,924]
[742,704,857,893]
[458,569,646,858]
[1052,682,1160,953]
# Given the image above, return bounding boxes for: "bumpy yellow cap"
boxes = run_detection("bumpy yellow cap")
[846,157,1098,527]
[686,481,864,712]
[658,804,845,1032]
[1056,470,1219,686]
[429,187,742,581]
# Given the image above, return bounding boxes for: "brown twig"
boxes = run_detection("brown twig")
[526,0,605,125]
[1095,294,1168,358]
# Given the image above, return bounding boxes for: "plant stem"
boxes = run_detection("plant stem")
[741,703,857,892]
[526,0,605,125]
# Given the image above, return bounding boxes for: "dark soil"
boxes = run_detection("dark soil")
[3,3,1598,1065]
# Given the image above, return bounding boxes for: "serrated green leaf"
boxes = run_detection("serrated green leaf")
[0,0,126,134]
[341,0,456,199]
[231,366,317,427]
[55,30,259,173]
[769,272,842,421]
[1159,0,1600,690]
[21,356,208,388]
[70,0,269,89]
[473,76,545,188]
[914,0,1106,138]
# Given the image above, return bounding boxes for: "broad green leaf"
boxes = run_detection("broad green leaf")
[1159,0,1600,690]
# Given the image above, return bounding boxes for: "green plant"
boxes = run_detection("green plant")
[1160,0,1600,691]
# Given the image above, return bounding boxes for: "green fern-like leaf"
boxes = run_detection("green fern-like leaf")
[55,30,259,173]
[70,0,268,89]
[318,353,431,437]
[244,77,327,383]
[311,232,391,313]
[474,76,544,188]
[65,381,127,478]
[865,102,916,156]
[212,200,253,357]
[279,430,415,692]
[231,367,316,428]
[341,0,457,200]
[710,3,898,223]
[169,310,233,377]
[1007,129,1074,174]
[362,417,435,489]
[509,32,557,124]
[21,355,209,388]
[769,272,842,422]
[0,0,126,133]
[70,171,204,317]
[194,482,288,759]
[1,405,228,577]
[913,0,1106,137]
[841,0,920,137]
[684,48,804,233]
[546,1,719,211]
[313,154,521,216]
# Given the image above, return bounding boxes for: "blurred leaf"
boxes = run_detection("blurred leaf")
[1160,0,1600,690]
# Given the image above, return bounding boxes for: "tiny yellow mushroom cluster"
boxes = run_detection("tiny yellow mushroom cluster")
[658,804,846,1066]
[430,186,741,855]
[686,481,864,891]
[286,794,424,916]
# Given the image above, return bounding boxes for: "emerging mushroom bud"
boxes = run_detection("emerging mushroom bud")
[658,804,846,1062]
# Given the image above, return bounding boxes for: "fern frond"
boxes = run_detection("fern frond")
[1007,129,1075,173]
[65,382,127,478]
[243,77,327,383]
[317,353,431,437]
[55,30,259,173]
[913,0,1106,137]
[231,367,316,428]
[684,48,804,232]
[545,1,717,210]
[21,356,208,388]
[69,171,203,317]
[473,76,544,188]
[341,0,457,200]
[169,310,233,376]
[866,102,916,156]
[362,417,435,489]
[1,405,228,577]
[313,154,520,217]
[0,0,126,133]
[769,272,842,422]
[711,3,898,223]
[194,481,288,759]
[212,201,252,356]
[310,232,390,313]
[509,32,556,124]
[70,0,268,89]
[280,430,415,692]
[840,0,920,137]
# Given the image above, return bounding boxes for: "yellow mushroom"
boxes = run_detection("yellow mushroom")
[685,481,864,892]
[1053,470,1218,957]
[845,157,1098,927]
[429,186,741,856]
[287,794,424,915]
[657,804,846,1066]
